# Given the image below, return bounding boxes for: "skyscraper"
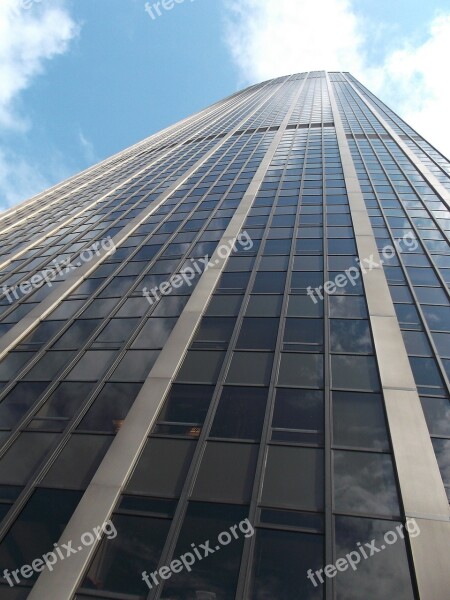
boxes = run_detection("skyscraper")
[0,70,448,599]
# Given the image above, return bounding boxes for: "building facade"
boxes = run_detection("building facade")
[0,71,448,599]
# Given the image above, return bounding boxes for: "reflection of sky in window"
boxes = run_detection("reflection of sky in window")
[335,516,416,600]
[334,451,399,516]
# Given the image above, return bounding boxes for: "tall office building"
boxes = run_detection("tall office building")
[0,71,448,600]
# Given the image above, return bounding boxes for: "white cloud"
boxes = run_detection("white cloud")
[373,14,450,159]
[0,147,51,208]
[224,0,365,83]
[78,130,97,164]
[0,0,78,209]
[224,0,450,158]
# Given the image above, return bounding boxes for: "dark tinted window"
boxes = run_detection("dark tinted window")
[78,382,142,432]
[110,350,159,382]
[329,296,367,318]
[226,352,274,385]
[245,295,283,317]
[66,351,116,381]
[192,442,259,503]
[334,451,399,516]
[331,356,380,391]
[284,319,323,351]
[333,392,389,450]
[95,319,140,344]
[0,433,56,485]
[273,388,323,441]
[160,503,247,599]
[41,434,113,489]
[206,295,244,316]
[335,516,415,600]
[52,320,101,349]
[81,514,170,596]
[330,320,373,353]
[0,489,82,582]
[192,317,235,349]
[237,318,280,350]
[126,438,196,497]
[250,529,324,600]
[262,446,324,510]
[176,351,226,384]
[131,318,177,349]
[0,382,49,428]
[158,384,215,425]
[252,272,286,293]
[210,387,267,440]
[278,353,324,388]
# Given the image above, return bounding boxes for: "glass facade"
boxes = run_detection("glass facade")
[0,71,448,600]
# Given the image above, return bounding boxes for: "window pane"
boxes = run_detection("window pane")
[0,433,56,485]
[24,351,76,381]
[160,503,248,599]
[422,305,450,332]
[66,351,116,381]
[262,446,324,510]
[157,384,215,424]
[34,382,94,419]
[284,319,323,351]
[77,382,142,433]
[432,438,450,484]
[278,353,324,388]
[53,320,101,349]
[217,272,250,292]
[81,514,171,596]
[0,489,82,582]
[402,331,432,357]
[420,396,450,436]
[329,296,367,318]
[334,451,399,516]
[0,353,35,381]
[41,434,113,489]
[205,295,243,316]
[252,272,286,293]
[152,296,189,317]
[81,298,120,319]
[432,333,450,359]
[115,298,150,318]
[192,442,259,503]
[287,295,324,317]
[259,255,289,270]
[110,350,159,382]
[211,386,267,440]
[0,382,49,428]
[245,295,283,317]
[330,320,373,353]
[126,438,196,497]
[192,317,235,349]
[176,351,226,384]
[335,516,415,600]
[394,304,421,329]
[237,318,279,350]
[409,357,445,394]
[331,356,380,391]
[250,529,323,600]
[226,352,274,385]
[333,392,389,450]
[131,318,177,349]
[273,388,323,442]
[19,321,64,348]
[96,318,140,344]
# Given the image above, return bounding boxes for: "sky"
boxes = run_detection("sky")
[0,0,449,210]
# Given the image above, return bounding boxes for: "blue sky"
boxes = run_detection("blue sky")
[0,0,449,209]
